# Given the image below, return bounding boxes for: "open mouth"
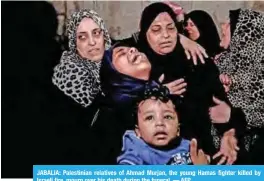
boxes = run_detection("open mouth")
[154,131,168,139]
[131,54,141,64]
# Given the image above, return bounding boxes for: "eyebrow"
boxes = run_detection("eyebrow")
[167,23,175,27]
[77,31,87,34]
[114,47,126,60]
[92,28,101,31]
[163,110,175,114]
[142,110,154,115]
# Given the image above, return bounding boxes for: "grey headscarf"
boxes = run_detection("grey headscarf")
[52,9,111,107]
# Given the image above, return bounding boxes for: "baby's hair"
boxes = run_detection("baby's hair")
[132,83,182,126]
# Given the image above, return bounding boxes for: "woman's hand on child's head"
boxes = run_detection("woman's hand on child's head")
[179,34,208,65]
[213,129,239,165]
[190,139,210,165]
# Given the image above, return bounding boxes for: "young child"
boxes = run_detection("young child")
[117,85,209,165]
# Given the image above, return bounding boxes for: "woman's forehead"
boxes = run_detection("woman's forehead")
[77,17,100,32]
[151,12,174,24]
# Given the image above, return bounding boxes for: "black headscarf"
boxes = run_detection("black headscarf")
[137,2,189,83]
[100,43,164,109]
[185,10,222,58]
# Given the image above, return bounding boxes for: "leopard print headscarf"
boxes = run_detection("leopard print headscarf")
[216,9,264,129]
[213,9,264,150]
[52,9,111,107]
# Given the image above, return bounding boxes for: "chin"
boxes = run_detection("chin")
[90,54,103,62]
[159,47,174,55]
[153,139,170,147]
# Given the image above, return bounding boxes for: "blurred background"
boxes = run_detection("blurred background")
[51,1,264,40]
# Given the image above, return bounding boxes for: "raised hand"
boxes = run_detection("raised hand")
[190,139,210,165]
[213,129,239,165]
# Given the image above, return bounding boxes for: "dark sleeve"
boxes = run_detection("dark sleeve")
[206,61,247,137]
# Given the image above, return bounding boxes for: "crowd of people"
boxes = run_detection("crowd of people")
[2,1,264,178]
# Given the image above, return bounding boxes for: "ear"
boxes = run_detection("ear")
[135,125,141,138]
[177,125,180,136]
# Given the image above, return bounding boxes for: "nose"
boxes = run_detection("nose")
[88,37,96,46]
[162,30,169,38]
[185,24,191,31]
[128,47,137,54]
[155,118,165,127]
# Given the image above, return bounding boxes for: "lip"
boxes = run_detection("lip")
[88,48,99,53]
[160,41,172,48]
[154,131,168,138]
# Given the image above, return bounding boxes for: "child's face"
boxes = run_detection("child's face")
[135,98,180,147]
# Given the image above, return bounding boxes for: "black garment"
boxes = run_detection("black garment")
[136,2,247,159]
[185,10,222,58]
[229,9,240,37]
[1,1,102,178]
[111,31,140,47]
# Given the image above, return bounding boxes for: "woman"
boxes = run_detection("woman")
[184,10,222,59]
[100,42,245,164]
[113,2,208,65]
[50,9,112,164]
[52,9,111,108]
[136,2,247,163]
[216,9,264,164]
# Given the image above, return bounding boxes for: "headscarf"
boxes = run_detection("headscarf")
[67,9,111,53]
[185,10,222,58]
[100,43,163,109]
[52,9,111,107]
[216,9,264,129]
[137,2,189,83]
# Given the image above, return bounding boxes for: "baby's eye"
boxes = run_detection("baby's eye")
[145,115,154,121]
[164,115,173,120]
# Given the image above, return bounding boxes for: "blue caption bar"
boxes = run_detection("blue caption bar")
[33,165,264,181]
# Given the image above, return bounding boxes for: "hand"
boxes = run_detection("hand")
[213,129,239,165]
[163,78,187,96]
[219,74,232,93]
[209,96,231,123]
[179,34,208,65]
[190,139,210,165]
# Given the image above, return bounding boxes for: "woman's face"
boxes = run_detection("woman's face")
[185,18,200,41]
[112,46,151,80]
[146,12,178,55]
[220,21,231,49]
[76,17,105,62]
[135,98,179,147]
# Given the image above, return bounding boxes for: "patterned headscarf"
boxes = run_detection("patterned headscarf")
[52,9,111,107]
[216,9,264,129]
[67,9,111,52]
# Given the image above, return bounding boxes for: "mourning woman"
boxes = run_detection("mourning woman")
[52,9,111,108]
[184,10,222,59]
[216,9,264,164]
[99,42,246,164]
[135,2,247,163]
